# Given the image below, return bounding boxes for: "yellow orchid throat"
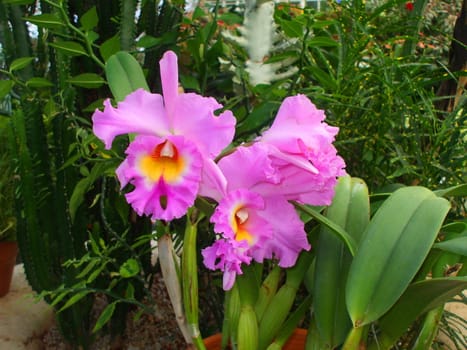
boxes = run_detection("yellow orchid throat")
[140,140,185,183]
[232,206,254,245]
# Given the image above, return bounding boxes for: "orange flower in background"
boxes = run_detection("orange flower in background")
[405,2,414,11]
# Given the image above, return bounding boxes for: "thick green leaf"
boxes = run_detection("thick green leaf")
[92,302,117,332]
[378,277,467,345]
[313,176,369,348]
[99,35,120,62]
[9,57,34,72]
[119,258,140,278]
[0,80,14,99]
[80,6,98,31]
[346,187,451,327]
[26,77,54,88]
[434,236,467,256]
[23,14,64,29]
[50,41,88,57]
[67,73,105,88]
[105,51,149,102]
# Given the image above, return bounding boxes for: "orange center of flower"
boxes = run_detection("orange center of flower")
[232,207,253,245]
[140,140,185,183]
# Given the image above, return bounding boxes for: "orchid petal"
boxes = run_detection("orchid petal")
[92,89,170,149]
[160,51,179,120]
[171,93,236,157]
[116,134,202,221]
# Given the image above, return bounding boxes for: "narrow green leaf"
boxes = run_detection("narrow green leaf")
[9,57,34,72]
[3,0,35,4]
[26,77,54,88]
[434,183,467,198]
[308,36,339,47]
[58,291,91,312]
[23,14,64,29]
[67,73,105,88]
[294,202,357,256]
[0,80,14,99]
[378,277,467,345]
[105,51,149,102]
[434,236,467,256]
[119,258,140,278]
[93,302,117,332]
[80,6,98,31]
[50,41,88,57]
[346,187,451,327]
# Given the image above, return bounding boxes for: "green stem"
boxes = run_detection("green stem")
[342,326,365,350]
[45,0,105,68]
[182,208,206,349]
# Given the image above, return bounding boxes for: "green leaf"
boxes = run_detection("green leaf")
[313,176,369,348]
[100,35,120,62]
[26,77,54,88]
[58,291,92,312]
[69,162,114,221]
[3,0,35,4]
[294,203,358,256]
[80,6,98,31]
[378,277,467,345]
[435,183,467,198]
[24,14,64,29]
[93,302,117,332]
[136,35,162,49]
[434,236,467,256]
[9,57,34,72]
[0,80,14,99]
[119,258,140,278]
[67,73,105,88]
[346,187,451,327]
[308,36,339,47]
[280,19,303,38]
[49,41,88,57]
[105,51,149,102]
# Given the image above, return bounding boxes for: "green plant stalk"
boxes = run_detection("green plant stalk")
[341,325,366,350]
[258,251,313,350]
[410,306,444,350]
[266,294,312,350]
[237,304,259,350]
[222,284,241,349]
[235,264,261,350]
[254,264,281,322]
[182,208,206,349]
[119,0,137,51]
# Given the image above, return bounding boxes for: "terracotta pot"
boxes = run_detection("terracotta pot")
[0,241,18,297]
[203,328,307,350]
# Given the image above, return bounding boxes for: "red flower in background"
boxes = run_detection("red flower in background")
[405,2,414,11]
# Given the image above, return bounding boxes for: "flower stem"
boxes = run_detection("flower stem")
[182,208,206,349]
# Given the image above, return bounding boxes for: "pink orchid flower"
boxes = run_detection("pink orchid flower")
[202,144,311,290]
[201,95,345,290]
[92,51,236,221]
